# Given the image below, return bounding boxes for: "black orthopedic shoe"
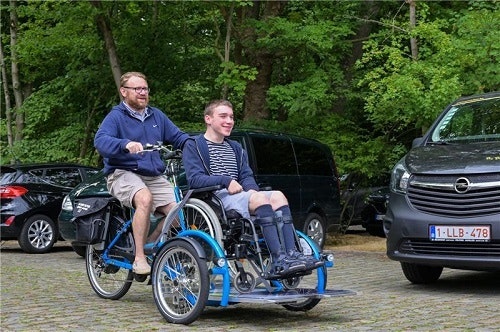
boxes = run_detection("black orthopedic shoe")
[264,255,307,280]
[287,249,324,270]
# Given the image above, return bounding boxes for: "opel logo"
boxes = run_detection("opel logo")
[454,177,470,193]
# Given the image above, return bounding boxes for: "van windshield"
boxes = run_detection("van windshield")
[431,95,500,144]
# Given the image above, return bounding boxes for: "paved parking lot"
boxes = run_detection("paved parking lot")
[1,240,499,331]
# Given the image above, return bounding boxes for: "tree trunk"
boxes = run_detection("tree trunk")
[238,1,287,121]
[90,1,122,97]
[333,0,381,114]
[218,2,235,99]
[407,0,418,60]
[0,41,13,148]
[10,0,24,142]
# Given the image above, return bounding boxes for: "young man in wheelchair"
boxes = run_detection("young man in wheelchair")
[182,100,323,279]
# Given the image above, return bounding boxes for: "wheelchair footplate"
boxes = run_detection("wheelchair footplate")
[208,285,356,305]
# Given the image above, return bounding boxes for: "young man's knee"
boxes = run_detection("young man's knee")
[250,191,270,205]
[270,191,288,205]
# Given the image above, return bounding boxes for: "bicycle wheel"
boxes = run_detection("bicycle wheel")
[281,235,326,311]
[85,215,134,300]
[152,239,209,325]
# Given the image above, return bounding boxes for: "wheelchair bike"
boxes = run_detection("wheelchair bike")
[83,144,355,325]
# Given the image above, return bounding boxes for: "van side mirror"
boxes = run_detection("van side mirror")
[412,137,424,148]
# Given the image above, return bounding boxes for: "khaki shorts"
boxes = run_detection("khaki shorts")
[215,189,272,219]
[106,169,175,211]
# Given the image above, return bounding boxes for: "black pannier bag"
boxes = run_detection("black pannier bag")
[72,197,111,244]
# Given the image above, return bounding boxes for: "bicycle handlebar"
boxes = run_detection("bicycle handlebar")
[142,143,182,160]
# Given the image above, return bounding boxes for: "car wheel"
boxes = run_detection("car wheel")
[303,212,326,249]
[401,262,443,284]
[18,214,57,254]
[366,224,386,238]
[72,244,87,257]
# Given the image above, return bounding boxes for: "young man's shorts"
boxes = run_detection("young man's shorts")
[106,169,175,211]
[215,189,272,219]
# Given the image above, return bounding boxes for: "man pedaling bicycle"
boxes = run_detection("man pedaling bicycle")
[94,71,189,275]
[182,99,323,279]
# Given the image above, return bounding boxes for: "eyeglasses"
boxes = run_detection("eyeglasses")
[122,86,150,94]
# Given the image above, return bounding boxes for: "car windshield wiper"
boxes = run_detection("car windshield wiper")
[427,140,450,145]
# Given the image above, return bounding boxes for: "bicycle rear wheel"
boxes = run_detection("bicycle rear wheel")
[85,215,134,300]
[152,239,209,325]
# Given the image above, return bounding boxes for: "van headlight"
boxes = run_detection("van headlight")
[61,195,73,212]
[391,159,410,194]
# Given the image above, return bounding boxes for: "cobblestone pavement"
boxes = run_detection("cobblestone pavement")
[1,240,499,332]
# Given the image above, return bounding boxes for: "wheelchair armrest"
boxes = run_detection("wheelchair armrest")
[260,186,273,191]
[185,185,222,195]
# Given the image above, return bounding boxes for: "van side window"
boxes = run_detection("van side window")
[294,142,333,176]
[252,136,297,175]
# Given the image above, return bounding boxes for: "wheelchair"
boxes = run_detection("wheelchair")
[150,186,355,324]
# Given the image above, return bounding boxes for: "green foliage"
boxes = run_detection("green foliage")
[215,61,258,97]
[356,1,499,159]
[2,0,499,185]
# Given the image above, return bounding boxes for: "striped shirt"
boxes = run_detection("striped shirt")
[206,139,238,180]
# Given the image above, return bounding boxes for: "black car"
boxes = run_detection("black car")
[0,163,99,253]
[386,91,500,284]
[340,172,389,236]
[59,129,342,255]
[361,187,389,237]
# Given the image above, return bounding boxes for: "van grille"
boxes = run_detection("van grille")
[407,174,500,217]
[400,239,500,257]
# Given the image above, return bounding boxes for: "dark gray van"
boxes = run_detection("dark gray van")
[230,130,342,248]
[385,91,500,284]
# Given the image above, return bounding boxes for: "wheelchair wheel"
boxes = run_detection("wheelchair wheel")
[85,215,134,300]
[282,234,326,311]
[165,198,223,248]
[152,239,209,325]
[165,198,223,276]
[281,266,326,311]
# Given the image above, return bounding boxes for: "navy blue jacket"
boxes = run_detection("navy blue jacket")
[94,102,189,176]
[182,134,259,191]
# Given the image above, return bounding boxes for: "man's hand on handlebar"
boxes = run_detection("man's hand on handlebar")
[125,141,144,154]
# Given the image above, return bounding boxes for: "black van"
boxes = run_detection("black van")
[229,130,342,247]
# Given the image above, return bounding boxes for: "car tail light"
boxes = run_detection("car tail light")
[0,185,28,198]
[4,215,15,226]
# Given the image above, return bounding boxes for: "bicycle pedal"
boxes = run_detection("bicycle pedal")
[134,274,148,283]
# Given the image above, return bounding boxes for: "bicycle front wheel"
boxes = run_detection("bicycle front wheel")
[85,216,134,300]
[152,239,209,325]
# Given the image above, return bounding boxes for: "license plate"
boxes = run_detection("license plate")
[429,225,491,242]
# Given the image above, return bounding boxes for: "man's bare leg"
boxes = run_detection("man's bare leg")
[131,188,153,274]
[146,202,176,243]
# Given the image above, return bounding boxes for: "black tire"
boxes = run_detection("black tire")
[18,214,57,254]
[366,224,386,238]
[401,262,443,284]
[303,212,326,249]
[164,198,223,278]
[85,215,134,300]
[282,233,325,311]
[71,244,87,257]
[152,239,209,325]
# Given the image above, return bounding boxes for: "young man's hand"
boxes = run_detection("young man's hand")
[228,180,243,194]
